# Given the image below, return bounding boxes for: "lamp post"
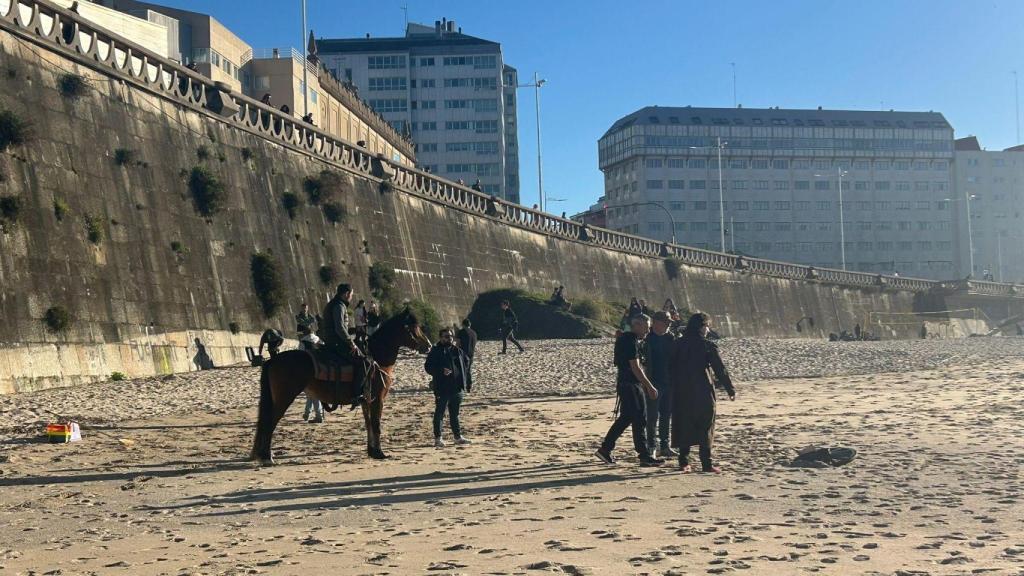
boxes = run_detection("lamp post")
[945,194,977,276]
[516,73,547,211]
[716,137,727,252]
[815,168,848,270]
[616,201,677,245]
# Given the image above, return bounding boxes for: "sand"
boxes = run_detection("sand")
[0,338,1022,575]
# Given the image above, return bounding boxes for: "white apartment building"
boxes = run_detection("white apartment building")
[317,19,520,202]
[599,106,957,279]
[954,136,1024,282]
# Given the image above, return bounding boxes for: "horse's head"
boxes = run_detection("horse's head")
[396,308,432,353]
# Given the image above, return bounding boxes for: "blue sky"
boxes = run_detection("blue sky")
[166,0,1024,215]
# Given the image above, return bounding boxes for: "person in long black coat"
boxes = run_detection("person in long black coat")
[671,312,736,473]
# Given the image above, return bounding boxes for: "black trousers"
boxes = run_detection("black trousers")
[500,327,524,352]
[601,384,650,457]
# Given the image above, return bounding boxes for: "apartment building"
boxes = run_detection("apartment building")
[599,106,956,279]
[317,19,520,202]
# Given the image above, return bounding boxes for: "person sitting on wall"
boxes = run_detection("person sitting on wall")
[549,285,570,309]
[258,328,285,358]
[471,179,483,192]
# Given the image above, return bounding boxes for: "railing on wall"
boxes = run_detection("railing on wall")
[3,0,1022,298]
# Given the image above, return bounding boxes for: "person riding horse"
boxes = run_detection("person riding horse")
[321,282,369,406]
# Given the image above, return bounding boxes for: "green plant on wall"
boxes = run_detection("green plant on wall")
[188,166,225,216]
[114,148,137,166]
[0,195,23,225]
[302,170,345,206]
[196,145,211,161]
[84,213,104,244]
[251,252,285,317]
[322,201,346,224]
[281,192,300,219]
[241,147,254,161]
[0,109,31,151]
[229,321,241,334]
[53,198,69,222]
[368,262,397,300]
[44,306,72,332]
[319,265,337,286]
[58,73,88,100]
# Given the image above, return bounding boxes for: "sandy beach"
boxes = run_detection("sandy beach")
[1,338,1022,575]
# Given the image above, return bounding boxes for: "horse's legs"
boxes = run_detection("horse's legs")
[253,374,306,465]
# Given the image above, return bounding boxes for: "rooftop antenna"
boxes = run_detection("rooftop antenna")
[400,4,408,30]
[731,62,737,107]
[1014,70,1020,144]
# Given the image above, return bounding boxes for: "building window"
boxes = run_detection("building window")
[420,57,435,66]
[689,180,706,189]
[668,180,685,189]
[368,98,408,113]
[254,75,270,91]
[894,161,910,170]
[751,159,769,169]
[646,159,663,168]
[734,201,749,210]
[817,200,831,210]
[647,180,664,189]
[688,159,706,169]
[420,100,437,109]
[895,181,911,191]
[729,159,747,169]
[420,79,436,88]
[692,222,708,231]
[772,159,789,169]
[694,201,707,210]
[794,201,811,210]
[774,201,791,210]
[753,201,769,210]
[368,55,407,69]
[794,180,810,190]
[814,180,831,190]
[774,181,789,190]
[667,158,685,168]
[417,142,438,153]
[895,201,911,210]
[368,77,408,91]
[875,181,891,191]
[774,222,791,231]
[732,180,747,190]
[754,180,769,190]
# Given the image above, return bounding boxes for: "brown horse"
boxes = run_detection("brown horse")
[250,308,432,464]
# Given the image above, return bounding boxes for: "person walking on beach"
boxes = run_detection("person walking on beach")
[424,328,473,447]
[671,312,736,473]
[258,328,284,358]
[456,318,477,367]
[596,314,664,467]
[499,300,525,354]
[645,311,677,458]
[295,303,317,335]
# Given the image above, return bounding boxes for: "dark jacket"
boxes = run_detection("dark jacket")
[321,295,353,349]
[456,327,478,360]
[613,331,643,387]
[500,308,519,330]
[295,311,317,332]
[644,331,675,387]
[670,335,734,448]
[424,343,472,395]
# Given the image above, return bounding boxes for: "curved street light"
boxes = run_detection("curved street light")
[611,201,677,244]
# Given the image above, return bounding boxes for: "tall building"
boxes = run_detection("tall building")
[317,19,520,202]
[954,136,1024,282]
[599,106,956,279]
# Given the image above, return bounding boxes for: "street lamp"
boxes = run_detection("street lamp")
[516,73,547,211]
[689,141,728,252]
[815,168,848,270]
[945,194,977,276]
[300,0,308,117]
[614,201,677,244]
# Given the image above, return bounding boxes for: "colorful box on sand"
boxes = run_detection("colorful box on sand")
[46,423,82,443]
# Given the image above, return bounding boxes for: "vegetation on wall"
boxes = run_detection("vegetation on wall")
[52,198,69,222]
[229,321,241,334]
[0,109,31,152]
[302,170,345,206]
[188,166,225,216]
[241,147,254,161]
[281,192,300,219]
[114,148,137,166]
[664,256,682,280]
[0,195,23,225]
[322,201,346,224]
[250,252,285,317]
[44,306,72,333]
[83,213,104,243]
[368,261,397,301]
[58,73,88,100]
[196,145,211,161]
[319,264,337,286]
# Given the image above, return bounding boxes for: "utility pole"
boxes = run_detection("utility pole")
[965,192,976,276]
[1015,70,1020,144]
[301,0,308,117]
[534,72,545,212]
[838,167,847,270]
[729,216,735,253]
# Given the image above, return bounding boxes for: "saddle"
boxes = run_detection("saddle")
[308,349,355,384]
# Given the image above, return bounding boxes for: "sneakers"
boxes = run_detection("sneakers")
[454,436,472,445]
[434,437,446,448]
[638,454,665,467]
[308,416,324,424]
[595,448,615,464]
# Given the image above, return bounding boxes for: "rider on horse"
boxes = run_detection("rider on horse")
[321,282,369,406]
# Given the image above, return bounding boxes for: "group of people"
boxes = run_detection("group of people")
[598,309,736,472]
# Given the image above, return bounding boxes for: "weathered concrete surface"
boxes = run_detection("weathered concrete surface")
[1,29,1022,393]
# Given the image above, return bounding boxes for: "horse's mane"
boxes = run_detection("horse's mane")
[367,307,419,355]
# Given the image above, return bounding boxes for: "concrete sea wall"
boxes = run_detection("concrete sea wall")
[1,1,1023,393]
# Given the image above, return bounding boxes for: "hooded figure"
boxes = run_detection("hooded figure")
[671,312,736,473]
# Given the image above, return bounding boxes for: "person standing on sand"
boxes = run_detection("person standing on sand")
[596,314,664,467]
[424,327,473,447]
[498,300,525,354]
[671,312,736,473]
[456,318,477,368]
[645,311,677,458]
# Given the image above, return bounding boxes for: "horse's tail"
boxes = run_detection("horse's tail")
[251,361,274,460]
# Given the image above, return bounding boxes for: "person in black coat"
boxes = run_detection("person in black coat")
[498,300,525,354]
[671,312,736,473]
[456,319,477,365]
[424,328,473,447]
